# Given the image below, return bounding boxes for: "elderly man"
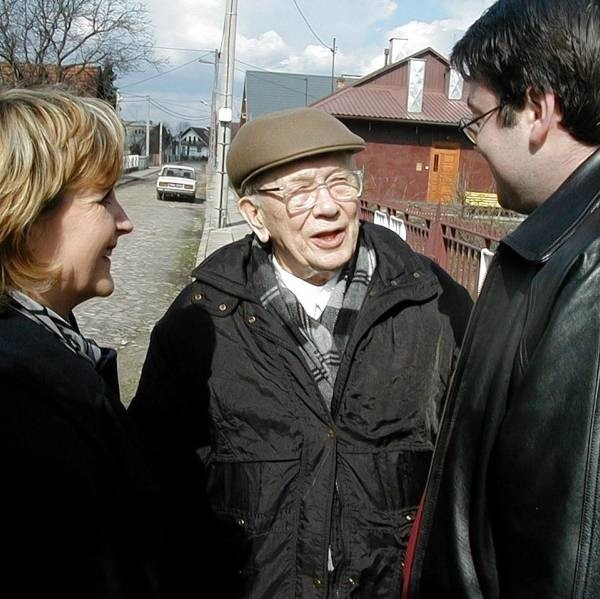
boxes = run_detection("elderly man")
[129,107,471,598]
[403,1,600,598]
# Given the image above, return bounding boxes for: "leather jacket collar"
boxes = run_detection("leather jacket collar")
[503,147,600,263]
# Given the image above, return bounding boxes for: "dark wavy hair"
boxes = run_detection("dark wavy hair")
[451,0,600,144]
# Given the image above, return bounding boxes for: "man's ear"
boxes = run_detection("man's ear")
[238,196,270,243]
[527,87,560,148]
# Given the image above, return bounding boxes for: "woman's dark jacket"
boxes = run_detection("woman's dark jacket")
[129,223,472,599]
[0,307,159,599]
[405,149,600,598]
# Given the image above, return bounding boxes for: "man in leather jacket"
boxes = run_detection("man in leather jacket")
[129,107,472,598]
[403,1,600,597]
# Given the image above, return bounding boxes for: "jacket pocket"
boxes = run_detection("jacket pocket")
[203,456,300,598]
[205,456,299,531]
[337,449,430,597]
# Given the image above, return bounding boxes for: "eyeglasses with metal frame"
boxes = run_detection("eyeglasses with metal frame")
[458,105,502,143]
[254,168,364,214]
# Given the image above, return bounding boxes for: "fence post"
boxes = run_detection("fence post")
[426,202,448,268]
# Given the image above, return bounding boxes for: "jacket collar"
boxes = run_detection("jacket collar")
[191,231,257,300]
[502,147,600,263]
[192,223,438,302]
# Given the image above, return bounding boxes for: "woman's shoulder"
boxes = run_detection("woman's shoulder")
[0,310,127,464]
[0,307,109,409]
[0,307,74,371]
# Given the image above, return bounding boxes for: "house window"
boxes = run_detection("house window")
[448,68,464,100]
[407,59,426,113]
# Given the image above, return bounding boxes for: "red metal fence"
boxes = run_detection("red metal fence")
[360,201,523,297]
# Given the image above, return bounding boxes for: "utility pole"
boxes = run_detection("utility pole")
[145,96,150,160]
[159,121,163,166]
[115,89,127,155]
[215,0,237,228]
[208,49,219,173]
[331,37,336,93]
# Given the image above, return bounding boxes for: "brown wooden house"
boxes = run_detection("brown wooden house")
[311,48,496,206]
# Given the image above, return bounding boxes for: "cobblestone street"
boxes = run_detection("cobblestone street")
[74,169,205,405]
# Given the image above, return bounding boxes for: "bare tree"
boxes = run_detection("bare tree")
[0,0,162,87]
[177,121,193,135]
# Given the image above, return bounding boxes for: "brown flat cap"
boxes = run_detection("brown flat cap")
[227,107,365,194]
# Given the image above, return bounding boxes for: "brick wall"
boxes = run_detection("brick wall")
[342,118,495,205]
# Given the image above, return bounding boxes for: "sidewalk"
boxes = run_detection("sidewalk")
[115,163,251,264]
[116,165,162,188]
[196,173,251,263]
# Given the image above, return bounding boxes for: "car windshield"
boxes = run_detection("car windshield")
[161,167,196,180]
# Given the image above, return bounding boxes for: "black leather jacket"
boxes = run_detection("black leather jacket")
[405,149,600,598]
[129,223,472,599]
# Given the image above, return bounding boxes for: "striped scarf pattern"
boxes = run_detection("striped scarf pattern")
[251,236,376,410]
[8,289,103,367]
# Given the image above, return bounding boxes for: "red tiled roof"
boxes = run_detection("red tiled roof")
[314,86,471,125]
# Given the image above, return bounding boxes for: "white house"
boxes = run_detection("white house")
[179,126,209,159]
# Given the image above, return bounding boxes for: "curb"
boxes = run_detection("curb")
[116,168,162,188]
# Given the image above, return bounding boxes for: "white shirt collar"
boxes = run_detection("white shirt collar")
[271,255,341,320]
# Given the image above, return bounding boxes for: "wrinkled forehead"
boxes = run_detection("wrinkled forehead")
[254,152,355,187]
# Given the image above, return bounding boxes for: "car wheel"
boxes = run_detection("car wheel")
[156,191,162,200]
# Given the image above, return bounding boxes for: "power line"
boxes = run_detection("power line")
[149,98,210,121]
[291,0,331,50]
[119,54,212,89]
[119,95,210,124]
[155,98,209,106]
[235,58,270,72]
[121,94,209,105]
[233,66,328,102]
[149,102,205,120]
[154,45,216,53]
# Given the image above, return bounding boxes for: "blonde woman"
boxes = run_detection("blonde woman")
[0,88,159,598]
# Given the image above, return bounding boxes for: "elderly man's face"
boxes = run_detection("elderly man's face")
[242,153,361,285]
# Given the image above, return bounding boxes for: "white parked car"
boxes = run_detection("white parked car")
[156,164,196,201]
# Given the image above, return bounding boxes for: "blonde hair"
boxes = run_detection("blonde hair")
[0,86,124,296]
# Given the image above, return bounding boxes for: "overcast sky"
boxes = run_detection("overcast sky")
[117,0,495,130]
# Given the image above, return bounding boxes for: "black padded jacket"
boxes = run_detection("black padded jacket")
[129,223,472,599]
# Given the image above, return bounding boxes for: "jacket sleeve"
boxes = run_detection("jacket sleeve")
[128,296,218,598]
[430,259,474,349]
[428,259,474,425]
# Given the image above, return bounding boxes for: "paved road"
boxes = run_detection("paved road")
[74,168,205,405]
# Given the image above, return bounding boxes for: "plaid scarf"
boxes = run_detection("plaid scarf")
[251,236,377,410]
[8,289,103,367]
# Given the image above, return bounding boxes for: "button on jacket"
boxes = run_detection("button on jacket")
[405,149,600,598]
[129,223,472,599]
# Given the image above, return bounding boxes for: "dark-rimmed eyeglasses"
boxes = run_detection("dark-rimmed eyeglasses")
[255,168,364,214]
[458,105,502,143]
